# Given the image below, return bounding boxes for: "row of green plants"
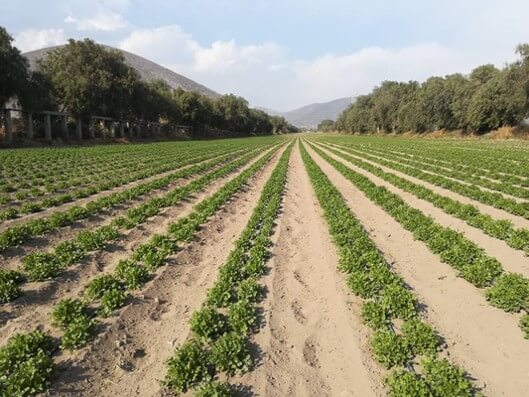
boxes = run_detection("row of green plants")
[330,142,529,221]
[163,144,292,396]
[0,142,286,396]
[0,144,269,253]
[300,142,477,396]
[0,146,270,303]
[348,143,529,200]
[346,137,529,181]
[0,145,231,218]
[307,141,529,340]
[0,140,214,198]
[316,141,529,255]
[356,143,529,188]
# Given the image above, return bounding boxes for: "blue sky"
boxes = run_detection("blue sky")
[2,0,529,110]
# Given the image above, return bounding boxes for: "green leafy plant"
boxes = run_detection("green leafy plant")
[210,332,252,375]
[371,330,413,369]
[21,252,62,281]
[51,298,88,329]
[165,339,212,393]
[85,275,122,300]
[115,260,149,290]
[227,299,257,335]
[380,284,418,321]
[386,370,430,397]
[485,273,529,312]
[402,319,440,355]
[195,381,232,397]
[190,307,227,341]
[99,288,127,317]
[422,357,473,397]
[361,300,390,330]
[60,315,97,350]
[0,270,24,303]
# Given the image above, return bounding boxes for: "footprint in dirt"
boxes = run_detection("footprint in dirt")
[302,337,320,369]
[290,300,307,325]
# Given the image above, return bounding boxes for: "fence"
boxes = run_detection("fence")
[0,108,192,144]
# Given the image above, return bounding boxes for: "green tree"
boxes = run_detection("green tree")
[38,39,139,118]
[317,119,335,132]
[0,26,28,107]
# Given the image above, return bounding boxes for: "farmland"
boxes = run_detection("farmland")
[2,135,529,397]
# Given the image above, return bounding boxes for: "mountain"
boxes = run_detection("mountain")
[22,45,220,99]
[258,97,353,129]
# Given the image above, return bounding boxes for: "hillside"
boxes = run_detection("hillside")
[23,45,220,99]
[258,97,353,128]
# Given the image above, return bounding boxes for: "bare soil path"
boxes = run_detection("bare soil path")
[236,142,384,397]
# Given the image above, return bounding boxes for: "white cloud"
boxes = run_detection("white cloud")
[117,22,526,110]
[65,11,127,31]
[14,29,66,52]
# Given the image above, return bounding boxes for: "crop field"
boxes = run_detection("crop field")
[1,135,529,397]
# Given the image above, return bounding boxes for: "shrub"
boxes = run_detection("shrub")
[211,332,252,375]
[520,314,529,339]
[165,339,212,393]
[21,252,62,281]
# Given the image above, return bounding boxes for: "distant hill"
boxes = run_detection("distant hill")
[23,45,220,99]
[258,97,353,129]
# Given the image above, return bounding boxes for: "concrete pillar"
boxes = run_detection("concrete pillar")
[119,122,124,138]
[110,122,116,137]
[44,114,52,142]
[76,119,82,140]
[88,119,95,139]
[61,116,69,139]
[27,113,34,139]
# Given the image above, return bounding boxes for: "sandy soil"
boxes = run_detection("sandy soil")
[305,141,529,397]
[324,142,529,230]
[0,147,278,346]
[235,142,384,397]
[313,142,529,277]
[47,145,285,396]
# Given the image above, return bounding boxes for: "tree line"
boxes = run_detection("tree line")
[332,44,529,135]
[0,27,297,138]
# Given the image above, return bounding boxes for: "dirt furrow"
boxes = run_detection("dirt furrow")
[235,142,384,397]
[305,142,529,397]
[48,144,286,396]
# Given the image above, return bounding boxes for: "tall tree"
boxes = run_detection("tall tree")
[0,27,28,107]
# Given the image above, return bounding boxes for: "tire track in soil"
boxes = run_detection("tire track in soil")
[234,142,384,397]
[305,141,529,397]
[48,145,287,397]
